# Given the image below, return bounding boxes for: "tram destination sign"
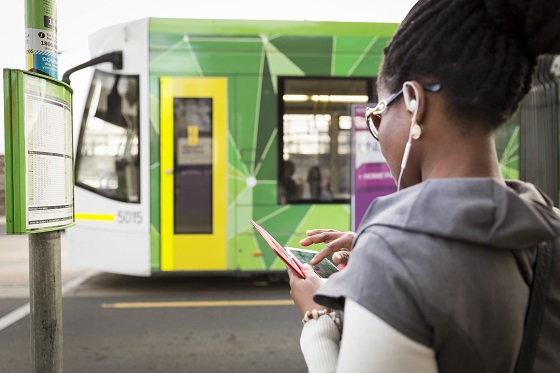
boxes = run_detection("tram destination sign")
[3,69,74,234]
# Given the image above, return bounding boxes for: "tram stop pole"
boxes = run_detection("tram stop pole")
[29,231,63,372]
[25,0,63,372]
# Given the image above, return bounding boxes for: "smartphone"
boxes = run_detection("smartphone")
[286,247,339,278]
[250,219,340,279]
[250,219,306,278]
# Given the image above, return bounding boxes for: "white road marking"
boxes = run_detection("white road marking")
[0,270,98,332]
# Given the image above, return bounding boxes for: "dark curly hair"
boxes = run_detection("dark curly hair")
[379,0,560,130]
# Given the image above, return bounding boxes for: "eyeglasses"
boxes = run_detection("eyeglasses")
[365,83,441,141]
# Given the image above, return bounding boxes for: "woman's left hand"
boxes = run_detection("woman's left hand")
[288,264,327,317]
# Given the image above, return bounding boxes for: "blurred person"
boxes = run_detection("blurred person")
[306,166,332,201]
[287,0,560,372]
[279,160,299,203]
[307,166,322,200]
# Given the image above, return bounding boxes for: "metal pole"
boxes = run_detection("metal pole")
[25,1,63,372]
[26,0,58,79]
[29,231,63,372]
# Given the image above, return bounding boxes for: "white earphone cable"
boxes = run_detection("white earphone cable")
[397,82,420,191]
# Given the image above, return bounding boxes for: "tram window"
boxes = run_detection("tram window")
[173,98,213,234]
[75,70,140,203]
[278,77,374,204]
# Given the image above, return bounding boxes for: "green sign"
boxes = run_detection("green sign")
[3,69,74,234]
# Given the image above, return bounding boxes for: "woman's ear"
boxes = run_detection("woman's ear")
[405,80,427,123]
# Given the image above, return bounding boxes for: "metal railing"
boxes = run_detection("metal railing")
[520,55,560,206]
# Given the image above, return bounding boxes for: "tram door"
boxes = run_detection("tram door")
[159,77,227,271]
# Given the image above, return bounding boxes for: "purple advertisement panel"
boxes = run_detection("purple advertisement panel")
[354,163,395,229]
[351,105,397,230]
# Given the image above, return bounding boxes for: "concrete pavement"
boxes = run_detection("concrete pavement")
[0,221,98,334]
[0,226,93,300]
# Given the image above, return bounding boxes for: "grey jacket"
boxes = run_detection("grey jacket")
[315,178,560,373]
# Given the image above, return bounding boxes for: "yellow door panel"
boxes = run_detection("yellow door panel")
[160,77,227,271]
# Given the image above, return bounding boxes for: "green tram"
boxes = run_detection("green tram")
[66,18,520,275]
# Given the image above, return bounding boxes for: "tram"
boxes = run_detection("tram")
[66,18,521,276]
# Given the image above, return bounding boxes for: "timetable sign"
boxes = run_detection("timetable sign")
[3,69,75,234]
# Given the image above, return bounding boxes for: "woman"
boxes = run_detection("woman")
[288,0,560,372]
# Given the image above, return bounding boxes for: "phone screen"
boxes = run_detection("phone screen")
[287,248,339,278]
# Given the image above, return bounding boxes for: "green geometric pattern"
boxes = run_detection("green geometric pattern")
[497,113,520,180]
[147,18,520,272]
[147,19,397,272]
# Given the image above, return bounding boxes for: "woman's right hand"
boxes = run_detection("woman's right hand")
[299,229,356,265]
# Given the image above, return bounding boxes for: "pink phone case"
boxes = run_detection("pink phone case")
[250,219,305,278]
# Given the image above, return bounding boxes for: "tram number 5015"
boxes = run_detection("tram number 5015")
[117,211,143,224]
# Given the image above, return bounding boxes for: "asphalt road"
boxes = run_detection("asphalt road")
[0,240,308,373]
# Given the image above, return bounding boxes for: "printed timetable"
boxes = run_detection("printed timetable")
[3,69,74,234]
[25,84,73,230]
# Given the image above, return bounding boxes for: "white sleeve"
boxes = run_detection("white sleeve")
[300,314,341,373]
[337,299,438,373]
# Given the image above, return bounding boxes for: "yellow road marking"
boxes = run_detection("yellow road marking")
[102,299,294,309]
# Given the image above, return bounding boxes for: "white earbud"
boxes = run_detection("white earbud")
[407,99,417,112]
[403,84,417,112]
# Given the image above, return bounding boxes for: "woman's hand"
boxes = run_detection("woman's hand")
[332,251,350,266]
[299,229,356,264]
[288,264,327,317]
